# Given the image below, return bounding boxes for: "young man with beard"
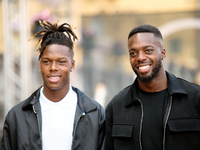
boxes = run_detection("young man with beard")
[0,20,105,150]
[105,24,200,150]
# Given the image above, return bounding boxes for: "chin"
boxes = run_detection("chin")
[139,76,153,82]
[45,85,62,91]
[49,87,60,91]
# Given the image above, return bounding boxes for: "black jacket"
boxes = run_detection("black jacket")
[0,87,105,150]
[105,71,200,150]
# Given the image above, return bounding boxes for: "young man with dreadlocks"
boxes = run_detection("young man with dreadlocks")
[0,20,105,150]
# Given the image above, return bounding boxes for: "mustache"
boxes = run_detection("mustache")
[135,61,151,66]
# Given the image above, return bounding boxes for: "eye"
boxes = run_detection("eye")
[59,60,67,64]
[146,49,153,53]
[129,51,137,57]
[43,60,49,64]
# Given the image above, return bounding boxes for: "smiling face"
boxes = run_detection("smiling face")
[39,44,75,92]
[128,32,166,82]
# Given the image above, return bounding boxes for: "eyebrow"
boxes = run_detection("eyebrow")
[59,57,68,60]
[129,45,154,51]
[40,57,49,60]
[40,57,68,60]
[143,45,154,49]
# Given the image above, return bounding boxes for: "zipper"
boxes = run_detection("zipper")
[71,112,86,150]
[138,99,144,150]
[163,96,172,150]
[33,105,43,150]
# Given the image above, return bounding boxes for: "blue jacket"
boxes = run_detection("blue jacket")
[105,71,200,150]
[1,87,105,150]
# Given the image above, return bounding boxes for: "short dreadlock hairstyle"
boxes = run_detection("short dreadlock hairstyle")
[29,20,78,60]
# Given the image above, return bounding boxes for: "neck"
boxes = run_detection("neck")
[43,85,70,102]
[138,70,167,93]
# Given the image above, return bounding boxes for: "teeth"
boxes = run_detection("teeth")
[49,77,59,79]
[139,65,149,70]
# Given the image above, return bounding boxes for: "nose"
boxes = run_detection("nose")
[50,61,58,71]
[137,51,146,62]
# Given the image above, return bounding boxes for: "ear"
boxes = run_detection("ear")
[39,61,42,71]
[161,48,166,60]
[70,60,75,72]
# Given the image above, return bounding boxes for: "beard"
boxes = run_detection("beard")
[133,58,162,82]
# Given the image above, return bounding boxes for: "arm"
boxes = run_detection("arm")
[98,106,106,150]
[105,102,114,150]
[0,114,12,150]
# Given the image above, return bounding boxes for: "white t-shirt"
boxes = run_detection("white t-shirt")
[39,86,77,150]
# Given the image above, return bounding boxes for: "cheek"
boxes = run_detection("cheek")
[40,67,48,74]
[40,67,49,76]
[59,67,71,76]
[40,71,46,79]
[130,57,136,65]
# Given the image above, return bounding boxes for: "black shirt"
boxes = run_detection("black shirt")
[138,88,168,150]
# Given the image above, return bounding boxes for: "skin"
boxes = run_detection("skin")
[128,32,167,92]
[39,44,75,102]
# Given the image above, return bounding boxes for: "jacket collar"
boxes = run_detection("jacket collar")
[72,86,97,113]
[165,71,187,95]
[22,86,97,113]
[125,71,187,107]
[22,87,41,110]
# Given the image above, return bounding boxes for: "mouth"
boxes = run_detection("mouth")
[48,76,61,82]
[138,65,150,70]
[137,64,151,73]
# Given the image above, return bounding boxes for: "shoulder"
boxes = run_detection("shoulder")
[72,86,105,111]
[167,71,200,97]
[8,99,27,114]
[4,99,28,122]
[5,88,41,120]
[72,86,105,125]
[167,71,200,93]
[177,77,200,87]
[176,77,200,92]
[107,84,133,108]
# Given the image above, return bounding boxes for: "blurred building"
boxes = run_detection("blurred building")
[1,0,200,140]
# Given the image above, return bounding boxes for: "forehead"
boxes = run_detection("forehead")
[42,44,71,58]
[128,32,160,48]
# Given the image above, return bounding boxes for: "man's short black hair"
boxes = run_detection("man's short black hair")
[128,24,163,40]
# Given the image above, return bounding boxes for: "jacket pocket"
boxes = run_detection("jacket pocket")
[167,118,200,150]
[112,124,133,137]
[111,124,134,150]
[168,118,200,132]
